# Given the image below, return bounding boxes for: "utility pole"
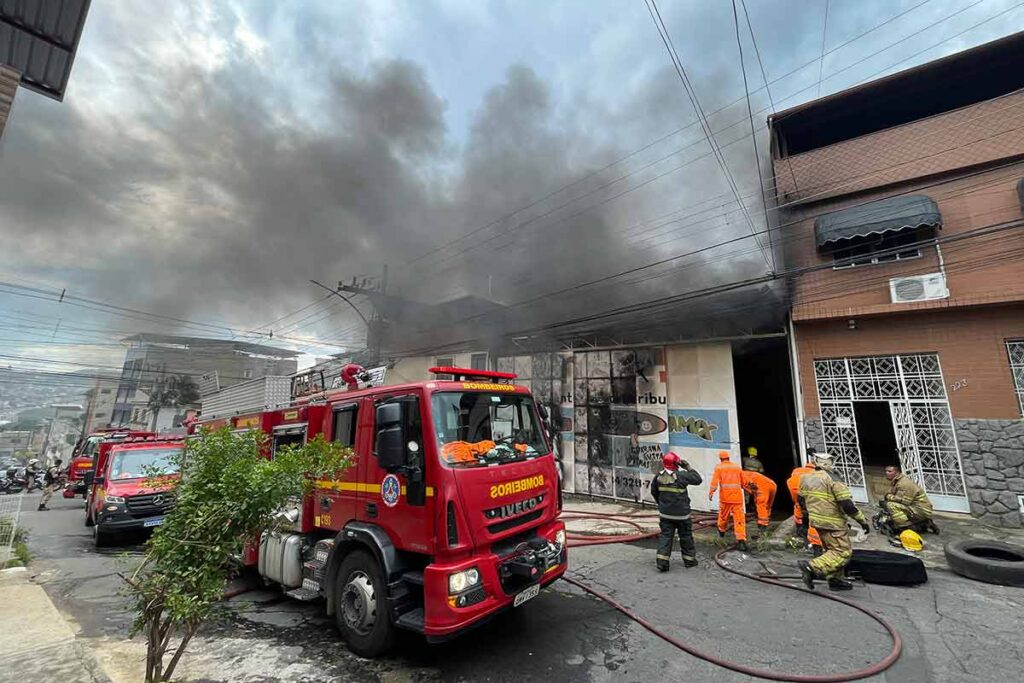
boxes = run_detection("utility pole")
[334,263,389,365]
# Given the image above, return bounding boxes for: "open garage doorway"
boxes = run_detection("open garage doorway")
[734,337,798,515]
[852,401,898,503]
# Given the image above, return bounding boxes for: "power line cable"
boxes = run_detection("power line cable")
[739,0,800,196]
[402,117,1024,333]
[390,160,1024,348]
[406,0,1010,287]
[397,0,944,273]
[644,0,772,270]
[732,0,777,273]
[817,0,831,98]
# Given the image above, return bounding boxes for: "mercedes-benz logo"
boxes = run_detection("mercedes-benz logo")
[152,495,164,507]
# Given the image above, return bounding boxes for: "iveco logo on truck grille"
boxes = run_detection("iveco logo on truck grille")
[485,493,545,520]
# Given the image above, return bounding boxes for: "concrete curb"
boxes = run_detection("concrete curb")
[0,567,114,683]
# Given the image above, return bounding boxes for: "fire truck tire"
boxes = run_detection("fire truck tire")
[335,550,395,657]
[93,525,111,548]
[85,509,94,527]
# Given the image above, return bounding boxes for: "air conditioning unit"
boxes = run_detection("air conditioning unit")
[889,273,949,304]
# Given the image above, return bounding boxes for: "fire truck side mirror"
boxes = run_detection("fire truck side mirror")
[376,428,406,471]
[375,403,407,471]
[83,471,93,486]
[377,403,401,427]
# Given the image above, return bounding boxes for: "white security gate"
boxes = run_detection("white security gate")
[814,354,969,512]
[889,401,922,483]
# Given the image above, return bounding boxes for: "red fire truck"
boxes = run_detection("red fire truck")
[84,435,183,547]
[192,366,566,656]
[65,429,154,499]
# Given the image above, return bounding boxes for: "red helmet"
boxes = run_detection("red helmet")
[662,452,681,471]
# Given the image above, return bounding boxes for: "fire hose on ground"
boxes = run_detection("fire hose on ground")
[559,508,902,682]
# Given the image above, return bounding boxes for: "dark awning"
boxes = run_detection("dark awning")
[814,194,941,248]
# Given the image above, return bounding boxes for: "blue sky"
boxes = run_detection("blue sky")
[1,0,1022,378]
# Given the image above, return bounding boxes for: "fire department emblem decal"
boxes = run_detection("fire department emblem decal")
[381,474,401,507]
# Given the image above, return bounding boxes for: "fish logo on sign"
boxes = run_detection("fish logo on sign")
[381,474,401,507]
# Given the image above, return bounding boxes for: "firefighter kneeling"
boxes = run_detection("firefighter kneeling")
[651,452,703,572]
[797,452,870,592]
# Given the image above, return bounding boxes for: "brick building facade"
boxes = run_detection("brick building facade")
[770,34,1024,526]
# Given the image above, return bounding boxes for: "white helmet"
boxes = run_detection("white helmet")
[813,452,835,471]
[27,458,39,467]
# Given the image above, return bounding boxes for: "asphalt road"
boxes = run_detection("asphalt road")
[15,494,1024,682]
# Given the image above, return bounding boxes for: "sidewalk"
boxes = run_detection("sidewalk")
[561,494,1024,571]
[0,567,112,683]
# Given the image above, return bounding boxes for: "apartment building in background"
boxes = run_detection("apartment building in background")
[81,377,119,434]
[112,334,299,429]
[769,33,1024,527]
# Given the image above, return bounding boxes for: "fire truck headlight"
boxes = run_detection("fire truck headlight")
[555,529,566,547]
[448,567,480,594]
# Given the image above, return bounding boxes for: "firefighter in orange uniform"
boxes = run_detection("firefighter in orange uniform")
[787,462,816,527]
[740,469,777,538]
[709,451,747,551]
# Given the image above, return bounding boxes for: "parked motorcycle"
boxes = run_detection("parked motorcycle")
[0,475,20,494]
[0,467,42,494]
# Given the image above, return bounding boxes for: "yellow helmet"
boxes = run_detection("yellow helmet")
[899,529,924,552]
[746,446,758,457]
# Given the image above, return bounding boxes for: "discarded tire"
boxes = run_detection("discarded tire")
[944,540,1024,587]
[847,549,928,586]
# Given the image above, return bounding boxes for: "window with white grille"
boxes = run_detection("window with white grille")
[1008,341,1024,417]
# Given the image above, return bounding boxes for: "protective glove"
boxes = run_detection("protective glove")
[679,460,690,469]
[860,521,871,534]
[708,492,715,501]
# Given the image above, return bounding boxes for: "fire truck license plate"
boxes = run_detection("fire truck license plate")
[144,518,164,528]
[513,584,540,607]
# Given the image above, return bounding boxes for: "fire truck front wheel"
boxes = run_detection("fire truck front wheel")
[335,550,395,657]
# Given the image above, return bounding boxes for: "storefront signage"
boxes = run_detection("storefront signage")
[235,416,261,429]
[668,408,730,449]
[283,410,299,420]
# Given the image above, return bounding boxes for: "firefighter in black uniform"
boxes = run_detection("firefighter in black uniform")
[651,452,703,571]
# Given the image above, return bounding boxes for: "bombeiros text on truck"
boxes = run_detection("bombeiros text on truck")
[190,364,567,656]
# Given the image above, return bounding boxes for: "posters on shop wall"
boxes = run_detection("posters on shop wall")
[668,408,731,450]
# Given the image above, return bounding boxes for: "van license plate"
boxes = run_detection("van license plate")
[513,584,540,607]
[144,518,164,528]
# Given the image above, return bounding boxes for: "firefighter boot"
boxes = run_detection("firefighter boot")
[657,560,670,572]
[828,578,854,592]
[798,560,815,590]
[718,530,726,538]
[737,540,749,552]
[683,558,698,568]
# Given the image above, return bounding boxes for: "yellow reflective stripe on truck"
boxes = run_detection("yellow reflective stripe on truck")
[313,480,435,497]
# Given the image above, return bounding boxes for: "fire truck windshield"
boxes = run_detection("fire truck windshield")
[431,392,548,468]
[109,447,182,480]
[80,436,103,457]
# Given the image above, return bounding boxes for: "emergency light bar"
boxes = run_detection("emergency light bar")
[429,367,518,382]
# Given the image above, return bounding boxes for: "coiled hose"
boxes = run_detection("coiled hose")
[559,508,902,682]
